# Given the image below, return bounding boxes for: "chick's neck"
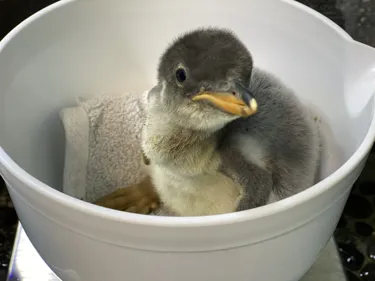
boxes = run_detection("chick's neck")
[142,111,224,174]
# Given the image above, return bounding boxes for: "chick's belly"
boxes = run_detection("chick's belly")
[151,165,243,216]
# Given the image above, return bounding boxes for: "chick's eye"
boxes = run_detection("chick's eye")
[176,68,187,83]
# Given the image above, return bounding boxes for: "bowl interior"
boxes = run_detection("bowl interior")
[0,0,372,195]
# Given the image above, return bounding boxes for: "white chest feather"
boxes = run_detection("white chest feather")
[151,164,243,216]
[142,116,244,216]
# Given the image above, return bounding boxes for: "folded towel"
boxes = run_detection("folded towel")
[60,91,149,202]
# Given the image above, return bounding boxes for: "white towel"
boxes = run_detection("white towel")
[60,91,148,202]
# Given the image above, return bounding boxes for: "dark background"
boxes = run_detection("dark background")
[1,0,375,280]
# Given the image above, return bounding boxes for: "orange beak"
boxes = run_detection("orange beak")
[192,91,258,117]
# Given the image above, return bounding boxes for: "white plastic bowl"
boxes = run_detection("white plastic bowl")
[1,0,375,280]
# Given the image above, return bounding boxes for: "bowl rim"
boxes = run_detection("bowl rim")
[0,0,374,228]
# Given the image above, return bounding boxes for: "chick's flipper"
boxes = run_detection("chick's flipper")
[94,176,160,215]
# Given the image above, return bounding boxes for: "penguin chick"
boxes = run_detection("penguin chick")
[96,28,320,216]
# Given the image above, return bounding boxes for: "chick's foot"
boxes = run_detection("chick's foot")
[94,176,160,214]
